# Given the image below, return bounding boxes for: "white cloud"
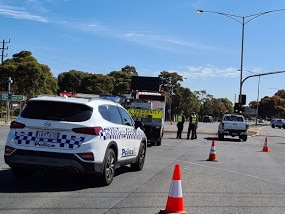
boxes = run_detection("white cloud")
[171,65,240,79]
[0,7,47,22]
[122,31,211,51]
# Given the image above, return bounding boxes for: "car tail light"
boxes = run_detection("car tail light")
[10,121,25,129]
[72,127,102,135]
[77,152,94,161]
[5,145,15,154]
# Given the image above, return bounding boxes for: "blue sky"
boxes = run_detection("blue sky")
[1,0,285,105]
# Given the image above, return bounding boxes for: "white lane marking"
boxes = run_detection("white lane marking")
[180,160,285,186]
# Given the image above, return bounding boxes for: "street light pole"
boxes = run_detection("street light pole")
[240,17,245,104]
[240,70,285,123]
[170,84,173,121]
[255,75,260,126]
[197,9,285,103]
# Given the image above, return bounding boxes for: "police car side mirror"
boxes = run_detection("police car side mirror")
[134,121,144,130]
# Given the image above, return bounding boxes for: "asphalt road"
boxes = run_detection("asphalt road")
[163,120,263,136]
[0,123,284,214]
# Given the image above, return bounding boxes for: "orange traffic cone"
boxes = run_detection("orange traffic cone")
[160,164,187,214]
[262,136,270,152]
[207,140,217,161]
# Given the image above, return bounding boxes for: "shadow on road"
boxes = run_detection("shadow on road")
[204,136,242,142]
[0,166,133,193]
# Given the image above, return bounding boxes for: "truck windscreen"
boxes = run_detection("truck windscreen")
[138,95,165,101]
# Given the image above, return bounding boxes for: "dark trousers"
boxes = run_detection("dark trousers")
[176,123,184,139]
[187,124,197,139]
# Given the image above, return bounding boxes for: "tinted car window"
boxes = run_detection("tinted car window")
[236,117,243,122]
[224,115,244,122]
[21,100,93,122]
[99,105,109,121]
[108,105,123,124]
[118,107,133,126]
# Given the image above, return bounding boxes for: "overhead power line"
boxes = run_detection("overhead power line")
[1,38,10,64]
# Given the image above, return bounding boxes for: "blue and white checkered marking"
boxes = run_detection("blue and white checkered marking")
[99,127,145,140]
[14,131,85,149]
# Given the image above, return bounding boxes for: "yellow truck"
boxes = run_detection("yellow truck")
[126,92,166,146]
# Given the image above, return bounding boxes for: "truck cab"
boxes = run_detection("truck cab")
[125,92,166,146]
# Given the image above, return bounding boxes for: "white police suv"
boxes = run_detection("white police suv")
[4,95,147,186]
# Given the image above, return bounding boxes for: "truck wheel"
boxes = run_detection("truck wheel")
[131,143,146,171]
[218,133,224,140]
[147,141,153,147]
[156,138,162,146]
[241,135,247,141]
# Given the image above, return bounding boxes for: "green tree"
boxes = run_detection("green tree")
[193,90,232,120]
[211,98,233,119]
[5,51,37,64]
[58,70,86,93]
[121,65,138,76]
[159,71,184,91]
[194,90,208,104]
[194,90,212,116]
[173,87,200,119]
[275,89,285,99]
[79,73,115,95]
[108,71,133,95]
[0,51,57,98]
[158,71,185,119]
[259,95,285,118]
[0,64,16,92]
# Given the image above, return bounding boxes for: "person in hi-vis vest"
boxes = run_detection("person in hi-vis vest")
[176,111,185,139]
[187,112,198,140]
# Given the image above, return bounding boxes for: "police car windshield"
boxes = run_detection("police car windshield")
[21,100,93,122]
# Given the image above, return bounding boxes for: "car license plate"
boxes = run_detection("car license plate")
[37,131,59,139]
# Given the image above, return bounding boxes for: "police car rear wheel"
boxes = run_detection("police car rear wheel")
[131,143,146,171]
[101,148,116,186]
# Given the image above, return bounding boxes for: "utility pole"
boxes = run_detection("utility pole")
[6,77,13,123]
[1,38,10,64]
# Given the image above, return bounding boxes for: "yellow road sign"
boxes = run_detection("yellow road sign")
[128,109,163,119]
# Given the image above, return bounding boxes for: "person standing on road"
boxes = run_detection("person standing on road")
[176,111,185,139]
[187,112,198,140]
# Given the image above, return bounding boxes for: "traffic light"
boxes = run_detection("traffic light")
[234,102,242,113]
[239,94,246,105]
